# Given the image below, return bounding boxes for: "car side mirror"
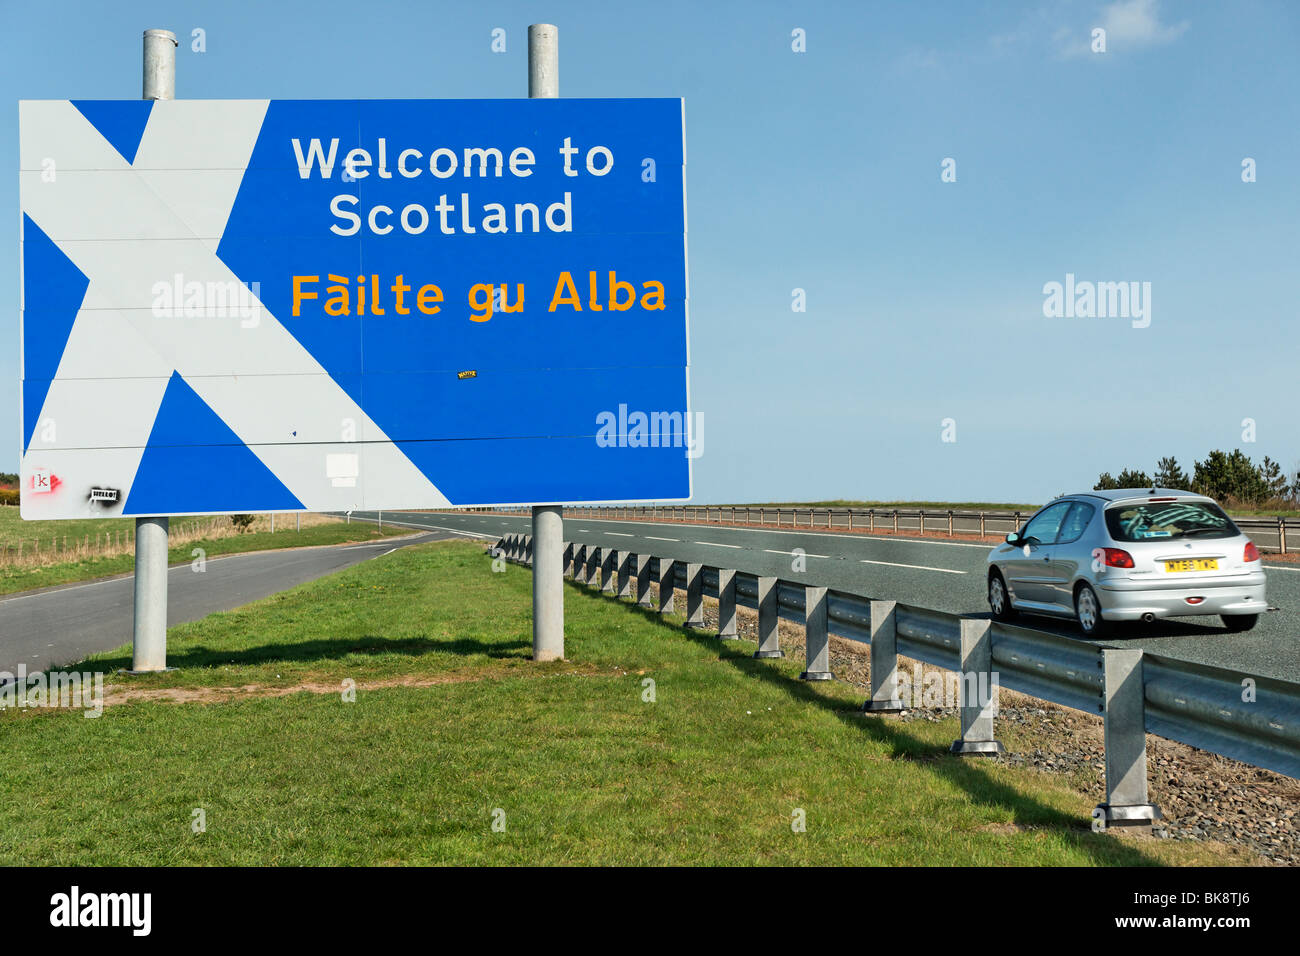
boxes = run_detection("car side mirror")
[1005,532,1021,545]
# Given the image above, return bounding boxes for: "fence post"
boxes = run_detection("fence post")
[685,562,705,627]
[573,543,587,584]
[562,541,573,577]
[801,586,832,681]
[1094,647,1161,831]
[980,512,985,538]
[862,600,905,712]
[1279,517,1287,555]
[947,510,953,536]
[636,554,652,607]
[617,550,632,598]
[657,559,675,614]
[717,568,739,640]
[949,619,1004,755]
[753,576,783,659]
[586,546,599,584]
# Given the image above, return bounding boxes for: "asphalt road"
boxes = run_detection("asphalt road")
[360,510,1300,683]
[0,530,451,676]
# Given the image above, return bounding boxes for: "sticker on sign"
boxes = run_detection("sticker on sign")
[18,98,690,519]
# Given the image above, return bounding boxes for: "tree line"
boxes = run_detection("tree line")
[1095,450,1300,508]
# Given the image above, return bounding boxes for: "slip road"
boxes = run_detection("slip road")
[0,531,452,677]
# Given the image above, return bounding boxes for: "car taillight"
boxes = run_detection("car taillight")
[1103,548,1135,568]
[1244,542,1260,562]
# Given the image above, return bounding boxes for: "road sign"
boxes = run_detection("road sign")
[19,98,690,519]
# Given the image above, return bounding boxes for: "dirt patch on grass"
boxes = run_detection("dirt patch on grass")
[103,662,602,707]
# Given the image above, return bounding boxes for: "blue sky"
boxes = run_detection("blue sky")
[5,0,1298,504]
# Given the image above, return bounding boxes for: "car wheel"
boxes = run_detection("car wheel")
[988,570,1015,621]
[1222,614,1258,633]
[1074,583,1109,637]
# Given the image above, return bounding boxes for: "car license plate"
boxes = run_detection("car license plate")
[1164,558,1218,573]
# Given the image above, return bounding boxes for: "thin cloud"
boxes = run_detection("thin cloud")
[1058,0,1190,56]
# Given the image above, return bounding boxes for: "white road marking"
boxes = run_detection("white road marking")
[765,548,828,558]
[1264,564,1300,573]
[861,559,966,575]
[698,541,743,548]
[606,532,634,537]
[646,536,679,542]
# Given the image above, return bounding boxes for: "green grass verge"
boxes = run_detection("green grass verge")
[0,509,407,596]
[0,540,1245,866]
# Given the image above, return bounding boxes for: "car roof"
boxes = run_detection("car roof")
[1058,488,1212,504]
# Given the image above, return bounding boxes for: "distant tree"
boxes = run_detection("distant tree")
[0,472,17,487]
[1094,472,1119,491]
[1193,449,1269,505]
[1152,456,1190,490]
[1115,468,1151,488]
[230,514,256,533]
[1260,456,1288,500]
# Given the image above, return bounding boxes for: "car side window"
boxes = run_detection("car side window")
[1055,502,1095,545]
[1020,501,1072,545]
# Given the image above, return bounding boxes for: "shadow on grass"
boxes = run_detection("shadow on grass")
[93,634,531,673]
[582,584,1165,867]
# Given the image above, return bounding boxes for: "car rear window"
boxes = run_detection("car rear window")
[1104,500,1239,543]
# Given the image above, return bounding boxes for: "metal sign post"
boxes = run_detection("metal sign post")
[130,28,177,674]
[529,24,564,662]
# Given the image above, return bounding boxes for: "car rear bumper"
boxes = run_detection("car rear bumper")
[1096,576,1268,620]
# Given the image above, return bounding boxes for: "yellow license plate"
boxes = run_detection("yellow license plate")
[1164,558,1218,573]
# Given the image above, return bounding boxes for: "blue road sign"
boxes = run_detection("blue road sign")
[18,98,690,517]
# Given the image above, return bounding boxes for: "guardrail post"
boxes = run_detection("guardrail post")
[949,619,1004,756]
[754,576,783,659]
[617,550,632,598]
[862,600,905,713]
[601,548,616,593]
[685,562,705,627]
[801,586,832,680]
[562,541,573,576]
[586,546,599,584]
[573,543,587,584]
[658,559,676,614]
[1094,647,1161,832]
[717,568,739,640]
[525,535,534,566]
[636,554,652,607]
[1279,517,1287,555]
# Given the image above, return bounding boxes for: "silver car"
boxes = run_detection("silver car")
[986,489,1268,637]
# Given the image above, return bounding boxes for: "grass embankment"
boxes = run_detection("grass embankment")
[0,509,407,597]
[0,540,1245,866]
